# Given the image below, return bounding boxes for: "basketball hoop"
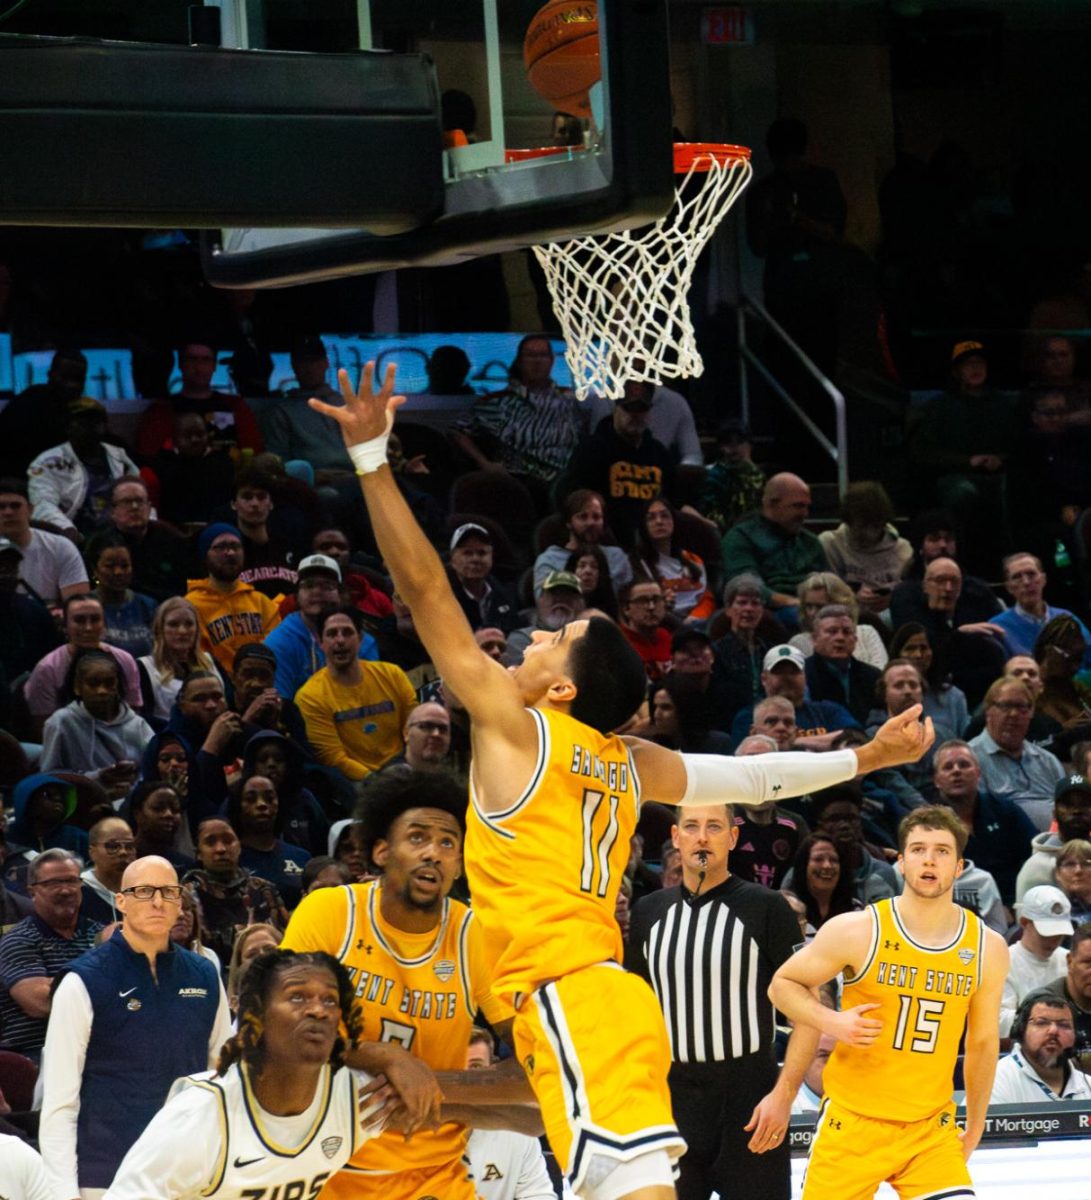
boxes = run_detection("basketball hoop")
[525,142,752,400]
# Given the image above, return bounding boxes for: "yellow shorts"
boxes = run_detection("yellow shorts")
[802,1099,974,1200]
[318,1155,478,1200]
[514,963,685,1192]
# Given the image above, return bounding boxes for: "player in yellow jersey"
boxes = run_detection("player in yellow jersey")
[306,362,934,1200]
[281,769,534,1200]
[770,806,1009,1200]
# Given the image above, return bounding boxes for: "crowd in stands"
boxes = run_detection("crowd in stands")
[2,306,1091,1190]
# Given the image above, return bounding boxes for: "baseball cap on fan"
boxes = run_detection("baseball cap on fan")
[450,523,491,551]
[763,645,806,672]
[1018,885,1074,937]
[297,553,341,581]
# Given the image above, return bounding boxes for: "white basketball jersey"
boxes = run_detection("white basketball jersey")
[104,1061,365,1200]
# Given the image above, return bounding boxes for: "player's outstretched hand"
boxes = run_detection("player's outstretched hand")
[308,362,406,450]
[827,1003,883,1047]
[863,705,935,769]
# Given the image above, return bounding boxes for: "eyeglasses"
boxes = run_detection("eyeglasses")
[112,496,149,507]
[31,876,81,891]
[989,701,1031,714]
[628,595,664,607]
[95,840,136,854]
[1057,859,1091,871]
[121,884,184,902]
[1026,1017,1075,1032]
[408,721,449,735]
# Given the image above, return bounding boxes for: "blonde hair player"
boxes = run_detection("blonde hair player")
[308,363,934,1200]
[769,806,1008,1200]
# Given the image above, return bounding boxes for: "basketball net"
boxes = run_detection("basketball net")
[533,143,752,400]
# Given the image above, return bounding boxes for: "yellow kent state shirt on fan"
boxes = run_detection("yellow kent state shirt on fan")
[465,706,639,1007]
[281,880,511,1175]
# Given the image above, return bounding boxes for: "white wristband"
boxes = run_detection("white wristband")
[348,434,390,475]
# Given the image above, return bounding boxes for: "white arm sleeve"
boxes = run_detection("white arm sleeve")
[679,748,858,809]
[103,1085,221,1200]
[39,972,93,1200]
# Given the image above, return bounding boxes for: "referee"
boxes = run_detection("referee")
[626,802,817,1200]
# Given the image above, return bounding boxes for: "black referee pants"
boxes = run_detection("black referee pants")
[669,1051,790,1200]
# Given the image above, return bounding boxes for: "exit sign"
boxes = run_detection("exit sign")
[701,7,754,44]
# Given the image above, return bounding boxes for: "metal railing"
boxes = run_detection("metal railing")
[735,293,848,497]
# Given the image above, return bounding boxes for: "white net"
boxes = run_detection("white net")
[534,144,752,400]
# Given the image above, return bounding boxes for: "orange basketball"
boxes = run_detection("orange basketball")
[523,0,600,117]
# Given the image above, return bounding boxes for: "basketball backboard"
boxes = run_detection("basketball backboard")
[201,0,675,287]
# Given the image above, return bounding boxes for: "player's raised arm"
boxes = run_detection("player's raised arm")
[310,364,530,747]
[628,704,935,808]
[767,913,882,1047]
[959,928,1008,1161]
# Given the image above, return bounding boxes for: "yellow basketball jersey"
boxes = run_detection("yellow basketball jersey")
[465,706,639,1007]
[823,897,984,1122]
[281,881,507,1174]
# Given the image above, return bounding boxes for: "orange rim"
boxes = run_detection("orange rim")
[673,142,751,173]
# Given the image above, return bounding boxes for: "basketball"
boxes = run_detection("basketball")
[523,0,600,117]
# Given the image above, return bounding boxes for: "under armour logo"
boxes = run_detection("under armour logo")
[884,940,900,951]
[355,939,373,954]
[771,783,782,795]
[828,1117,842,1130]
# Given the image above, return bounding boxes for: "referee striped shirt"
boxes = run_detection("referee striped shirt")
[626,876,800,1063]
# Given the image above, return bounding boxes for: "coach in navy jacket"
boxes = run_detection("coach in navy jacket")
[38,856,231,1197]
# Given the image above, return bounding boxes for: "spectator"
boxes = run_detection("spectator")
[0,476,88,605]
[386,702,453,773]
[803,605,883,726]
[1054,839,1091,926]
[929,739,1037,907]
[149,410,236,527]
[532,488,633,596]
[970,677,1065,831]
[39,650,153,790]
[721,473,825,627]
[78,816,135,924]
[891,520,1002,624]
[591,378,704,466]
[642,673,733,755]
[811,784,901,904]
[265,554,379,700]
[750,696,799,750]
[371,592,439,700]
[1045,923,1091,1058]
[790,572,888,669]
[261,336,352,475]
[240,730,329,856]
[446,523,519,635]
[87,533,157,659]
[182,817,288,973]
[0,849,102,1062]
[818,481,912,599]
[710,572,772,722]
[310,528,394,621]
[229,466,300,600]
[474,627,508,664]
[3,774,87,864]
[505,570,587,663]
[224,923,282,1015]
[185,523,282,674]
[631,497,715,621]
[128,782,193,873]
[328,819,370,882]
[1000,885,1073,1036]
[618,578,672,682]
[731,730,807,889]
[1016,775,1091,900]
[993,552,1091,662]
[39,856,230,1200]
[300,855,351,896]
[556,382,675,548]
[295,608,416,784]
[0,348,87,474]
[730,644,859,746]
[135,338,263,457]
[564,542,619,619]
[782,834,858,930]
[136,596,221,724]
[887,622,969,745]
[990,990,1091,1102]
[667,627,731,734]
[698,418,765,534]
[25,594,142,736]
[27,398,137,539]
[104,476,192,602]
[0,539,61,679]
[1033,614,1091,727]
[450,334,592,506]
[425,343,474,394]
[226,775,310,909]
